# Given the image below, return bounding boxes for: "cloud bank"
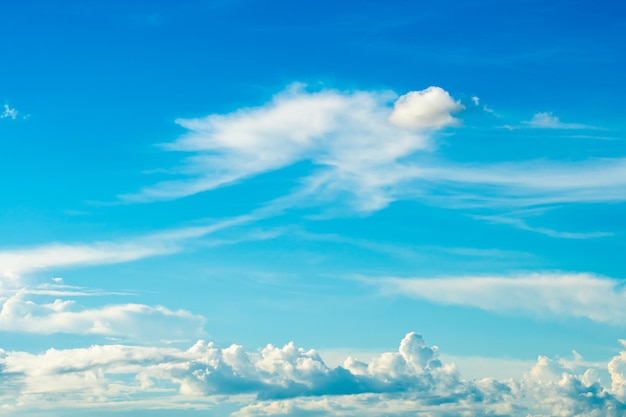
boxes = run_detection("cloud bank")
[1,332,626,416]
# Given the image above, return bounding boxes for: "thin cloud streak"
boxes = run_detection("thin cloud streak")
[369,272,626,324]
[0,214,256,280]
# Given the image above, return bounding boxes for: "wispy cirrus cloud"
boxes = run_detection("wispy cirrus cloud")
[117,85,626,231]
[120,84,463,212]
[412,157,626,209]
[472,213,613,239]
[368,272,626,324]
[0,214,255,280]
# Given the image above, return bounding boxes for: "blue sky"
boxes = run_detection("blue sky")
[2,0,626,415]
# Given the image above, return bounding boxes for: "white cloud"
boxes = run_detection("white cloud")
[522,111,592,129]
[0,290,205,341]
[388,87,463,129]
[412,157,626,209]
[0,240,176,281]
[473,214,613,239]
[121,85,463,212]
[370,272,626,324]
[0,215,254,280]
[2,332,626,416]
[0,104,17,120]
[115,85,626,224]
[0,332,468,414]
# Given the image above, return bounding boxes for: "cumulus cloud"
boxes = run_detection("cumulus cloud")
[0,332,457,411]
[121,85,463,212]
[370,272,626,324]
[388,87,463,129]
[1,332,626,416]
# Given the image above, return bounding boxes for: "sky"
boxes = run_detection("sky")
[1,0,626,415]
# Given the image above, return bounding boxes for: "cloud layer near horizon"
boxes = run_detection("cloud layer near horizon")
[1,332,626,416]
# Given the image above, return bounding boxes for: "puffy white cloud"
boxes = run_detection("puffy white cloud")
[1,332,626,416]
[388,87,463,129]
[0,332,463,412]
[370,272,626,324]
[608,340,626,400]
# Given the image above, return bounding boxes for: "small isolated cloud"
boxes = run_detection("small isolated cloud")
[118,84,626,222]
[370,272,626,324]
[2,332,626,416]
[522,112,592,129]
[0,104,18,120]
[388,87,463,129]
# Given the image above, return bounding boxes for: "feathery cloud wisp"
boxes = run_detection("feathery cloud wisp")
[121,85,463,212]
[370,272,626,324]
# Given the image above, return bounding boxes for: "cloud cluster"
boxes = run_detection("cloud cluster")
[1,332,626,416]
[370,272,626,324]
[0,332,455,412]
